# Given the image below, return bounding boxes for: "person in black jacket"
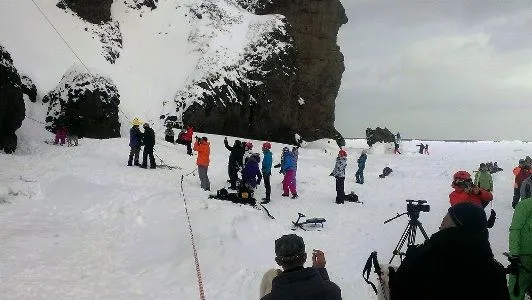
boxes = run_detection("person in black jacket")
[261,234,342,300]
[390,203,510,300]
[224,137,244,189]
[141,123,156,169]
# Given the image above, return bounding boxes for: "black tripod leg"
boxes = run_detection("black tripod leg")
[389,223,413,264]
[416,221,430,240]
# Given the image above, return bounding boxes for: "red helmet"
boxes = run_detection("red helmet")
[262,142,271,149]
[338,149,347,157]
[245,142,253,150]
[453,171,471,181]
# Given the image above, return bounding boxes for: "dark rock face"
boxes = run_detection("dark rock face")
[43,68,121,139]
[366,127,396,147]
[0,45,27,153]
[57,0,113,24]
[174,0,347,146]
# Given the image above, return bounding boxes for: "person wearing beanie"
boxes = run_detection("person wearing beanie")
[140,123,156,169]
[224,137,245,190]
[355,150,367,184]
[260,234,341,300]
[474,163,493,192]
[331,149,348,204]
[390,203,509,300]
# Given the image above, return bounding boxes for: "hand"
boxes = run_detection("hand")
[471,185,480,194]
[312,249,326,268]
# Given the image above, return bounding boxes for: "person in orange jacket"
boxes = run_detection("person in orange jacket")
[449,170,493,208]
[193,136,210,191]
[512,159,530,208]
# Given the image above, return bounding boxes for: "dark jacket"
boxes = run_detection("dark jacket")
[224,139,245,168]
[357,153,367,170]
[129,126,142,147]
[390,227,509,300]
[242,155,262,189]
[261,267,342,300]
[143,127,155,148]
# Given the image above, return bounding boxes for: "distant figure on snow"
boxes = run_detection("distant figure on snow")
[54,125,68,146]
[127,117,143,166]
[424,144,429,155]
[416,143,425,154]
[141,123,156,169]
[280,147,298,199]
[394,141,401,154]
[224,137,245,190]
[194,136,210,191]
[261,142,273,204]
[379,167,393,178]
[164,124,174,144]
[356,150,367,184]
[331,149,347,204]
[176,125,194,155]
[474,163,493,192]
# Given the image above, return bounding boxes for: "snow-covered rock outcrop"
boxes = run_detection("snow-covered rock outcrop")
[0,45,28,153]
[43,67,120,139]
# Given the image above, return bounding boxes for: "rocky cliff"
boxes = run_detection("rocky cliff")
[0,45,28,153]
[170,0,347,145]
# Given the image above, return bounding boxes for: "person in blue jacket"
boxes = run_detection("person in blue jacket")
[261,142,273,204]
[241,153,263,199]
[355,150,367,184]
[281,147,298,198]
[127,118,143,166]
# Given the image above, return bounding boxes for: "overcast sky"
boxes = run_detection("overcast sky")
[335,0,532,141]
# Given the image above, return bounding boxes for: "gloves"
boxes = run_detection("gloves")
[273,164,281,168]
[279,169,284,174]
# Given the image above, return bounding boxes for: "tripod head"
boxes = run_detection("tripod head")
[385,200,430,224]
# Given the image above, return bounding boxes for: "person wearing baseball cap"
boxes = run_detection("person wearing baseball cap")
[260,234,341,299]
[391,203,509,300]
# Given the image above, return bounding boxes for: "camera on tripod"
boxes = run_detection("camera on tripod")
[406,199,430,214]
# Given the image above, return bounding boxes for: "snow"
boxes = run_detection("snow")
[1,127,525,299]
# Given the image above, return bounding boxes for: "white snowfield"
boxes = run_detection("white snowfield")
[1,124,526,299]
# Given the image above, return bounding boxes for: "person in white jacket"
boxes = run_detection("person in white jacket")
[331,149,347,204]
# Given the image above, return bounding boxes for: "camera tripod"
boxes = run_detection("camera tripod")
[384,210,429,264]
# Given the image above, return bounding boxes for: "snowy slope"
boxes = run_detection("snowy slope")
[0,129,525,299]
[0,0,286,135]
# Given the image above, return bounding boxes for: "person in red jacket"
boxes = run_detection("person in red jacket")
[176,125,194,155]
[449,170,493,208]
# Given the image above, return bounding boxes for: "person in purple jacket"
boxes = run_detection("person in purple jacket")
[241,153,263,198]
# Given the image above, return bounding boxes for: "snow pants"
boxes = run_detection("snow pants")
[176,139,192,155]
[198,165,210,191]
[142,146,156,168]
[282,170,297,196]
[263,172,271,200]
[335,177,345,204]
[128,146,141,165]
[356,168,365,184]
[54,134,66,145]
[228,163,239,189]
[508,257,532,300]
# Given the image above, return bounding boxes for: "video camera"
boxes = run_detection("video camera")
[454,179,473,189]
[406,199,430,214]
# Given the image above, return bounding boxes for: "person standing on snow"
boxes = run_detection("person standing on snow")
[508,191,532,300]
[355,150,367,184]
[390,203,510,300]
[261,142,273,204]
[224,137,245,190]
[241,153,262,199]
[416,143,425,154]
[127,118,143,166]
[394,141,401,154]
[176,125,194,155]
[449,171,493,208]
[424,144,429,155]
[281,147,298,199]
[193,136,210,191]
[474,163,493,192]
[292,146,299,190]
[331,149,347,204]
[140,123,156,169]
[164,123,174,144]
[513,160,531,208]
[243,142,254,164]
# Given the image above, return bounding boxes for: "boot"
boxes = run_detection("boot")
[127,161,132,166]
[261,198,270,204]
[134,161,140,166]
[281,193,289,197]
[150,165,156,169]
[291,194,298,199]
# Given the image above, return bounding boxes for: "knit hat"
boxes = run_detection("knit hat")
[338,149,347,157]
[448,203,487,230]
[275,234,305,261]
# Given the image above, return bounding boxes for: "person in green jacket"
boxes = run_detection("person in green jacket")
[474,163,493,192]
[508,195,532,300]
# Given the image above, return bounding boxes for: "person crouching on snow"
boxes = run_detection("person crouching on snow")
[449,171,493,208]
[241,153,262,200]
[330,149,347,204]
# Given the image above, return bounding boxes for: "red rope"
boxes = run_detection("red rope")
[181,175,206,300]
